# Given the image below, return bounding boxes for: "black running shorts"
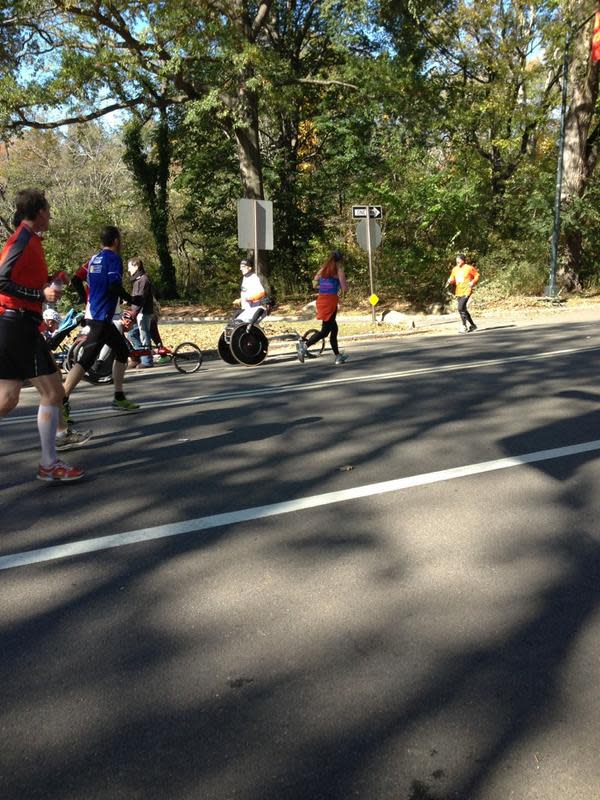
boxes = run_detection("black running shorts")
[0,313,57,380]
[76,319,130,369]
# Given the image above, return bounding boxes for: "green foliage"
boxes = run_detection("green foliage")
[2,0,600,306]
[0,125,155,276]
[478,240,549,296]
[122,112,178,298]
[169,112,242,302]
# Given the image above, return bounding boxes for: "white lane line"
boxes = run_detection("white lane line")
[2,438,600,572]
[4,344,599,426]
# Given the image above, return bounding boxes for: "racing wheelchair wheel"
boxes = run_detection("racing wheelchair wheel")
[302,328,326,356]
[218,332,238,364]
[65,341,80,371]
[172,341,203,373]
[230,324,269,366]
[65,340,114,383]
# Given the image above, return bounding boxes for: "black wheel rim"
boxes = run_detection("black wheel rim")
[218,332,237,364]
[173,342,202,373]
[230,327,268,365]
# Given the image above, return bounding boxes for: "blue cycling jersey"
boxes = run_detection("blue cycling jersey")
[87,249,123,321]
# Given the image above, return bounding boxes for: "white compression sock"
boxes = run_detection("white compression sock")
[38,404,59,467]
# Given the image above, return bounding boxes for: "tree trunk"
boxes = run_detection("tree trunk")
[231,83,270,284]
[233,90,263,200]
[560,228,583,291]
[122,112,178,299]
[560,7,600,286]
[152,113,178,299]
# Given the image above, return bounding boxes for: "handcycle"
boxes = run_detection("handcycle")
[65,317,203,383]
[218,302,324,366]
[128,341,203,373]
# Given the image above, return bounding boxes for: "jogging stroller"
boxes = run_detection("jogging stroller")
[47,308,85,369]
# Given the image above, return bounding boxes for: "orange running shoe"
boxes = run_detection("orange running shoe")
[37,459,85,483]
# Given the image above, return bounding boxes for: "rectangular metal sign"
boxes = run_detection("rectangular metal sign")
[237,199,274,250]
[352,205,383,219]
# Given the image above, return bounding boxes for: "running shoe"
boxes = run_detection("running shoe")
[112,397,140,411]
[37,459,85,483]
[55,427,93,451]
[468,324,477,332]
[296,340,307,363]
[334,353,349,365]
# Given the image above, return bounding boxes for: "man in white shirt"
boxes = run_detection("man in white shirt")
[235,258,267,322]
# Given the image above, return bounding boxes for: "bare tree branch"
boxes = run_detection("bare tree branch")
[251,0,275,42]
[8,96,148,129]
[296,77,358,89]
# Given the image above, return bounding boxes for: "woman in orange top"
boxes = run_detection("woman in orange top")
[446,254,480,333]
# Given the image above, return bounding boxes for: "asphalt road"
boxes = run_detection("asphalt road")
[1,319,600,800]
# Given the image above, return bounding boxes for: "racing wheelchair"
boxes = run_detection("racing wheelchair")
[218,301,324,366]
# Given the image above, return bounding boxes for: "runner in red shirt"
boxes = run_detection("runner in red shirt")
[0,189,85,482]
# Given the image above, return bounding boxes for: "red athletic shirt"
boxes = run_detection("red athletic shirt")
[72,260,90,302]
[0,223,48,314]
[74,261,89,283]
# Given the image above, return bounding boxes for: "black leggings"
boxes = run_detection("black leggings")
[304,311,339,355]
[457,296,475,329]
[77,319,130,369]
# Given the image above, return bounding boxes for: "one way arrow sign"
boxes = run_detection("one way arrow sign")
[352,205,383,219]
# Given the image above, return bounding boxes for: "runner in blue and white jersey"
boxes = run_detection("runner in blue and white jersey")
[87,247,125,321]
[62,225,140,414]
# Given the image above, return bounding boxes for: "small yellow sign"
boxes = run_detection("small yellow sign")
[369,294,379,306]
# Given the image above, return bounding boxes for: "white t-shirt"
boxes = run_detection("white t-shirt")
[240,272,266,310]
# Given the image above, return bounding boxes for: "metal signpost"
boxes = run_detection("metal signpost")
[355,218,382,251]
[354,205,383,322]
[237,199,274,268]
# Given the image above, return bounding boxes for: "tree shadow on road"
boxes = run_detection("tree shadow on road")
[2,330,600,798]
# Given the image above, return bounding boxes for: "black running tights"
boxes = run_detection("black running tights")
[304,312,339,355]
[457,296,475,329]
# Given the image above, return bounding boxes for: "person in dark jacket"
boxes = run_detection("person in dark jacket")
[127,257,154,367]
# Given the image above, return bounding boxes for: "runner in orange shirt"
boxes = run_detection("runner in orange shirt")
[446,254,480,333]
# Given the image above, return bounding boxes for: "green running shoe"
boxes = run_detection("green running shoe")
[62,397,74,425]
[111,397,140,411]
